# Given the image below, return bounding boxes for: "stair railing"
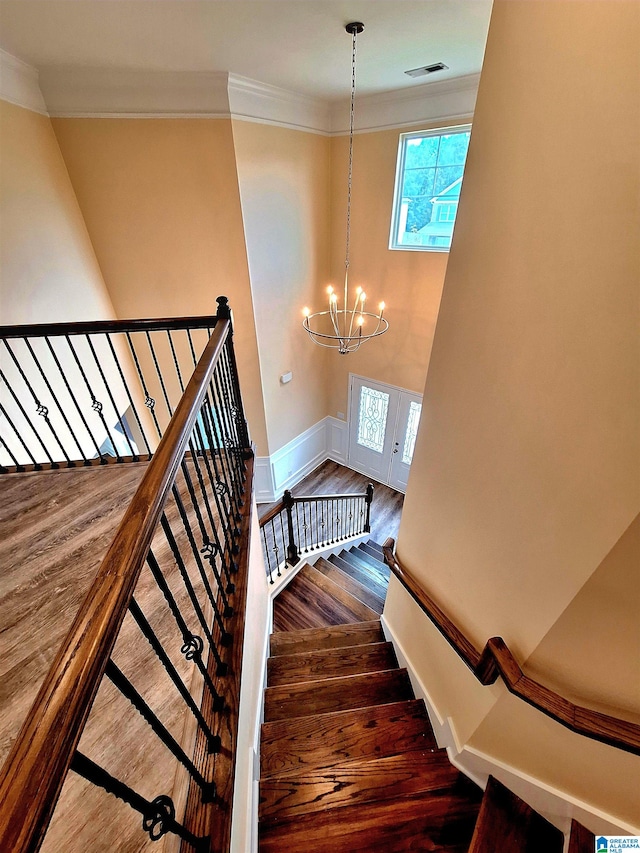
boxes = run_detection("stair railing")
[259,483,374,583]
[382,538,640,756]
[0,297,254,853]
[0,309,225,472]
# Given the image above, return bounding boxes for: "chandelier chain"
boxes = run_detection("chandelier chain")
[345,25,357,275]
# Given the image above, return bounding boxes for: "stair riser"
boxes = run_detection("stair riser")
[267,642,397,687]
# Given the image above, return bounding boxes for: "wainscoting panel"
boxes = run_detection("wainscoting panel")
[255,417,349,504]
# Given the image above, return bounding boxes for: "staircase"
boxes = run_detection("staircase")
[261,540,597,852]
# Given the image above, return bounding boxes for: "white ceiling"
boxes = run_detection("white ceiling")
[0,1,493,102]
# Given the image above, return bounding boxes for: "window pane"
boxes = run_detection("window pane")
[404,135,440,169]
[437,132,470,166]
[357,386,389,454]
[402,401,422,465]
[391,126,471,252]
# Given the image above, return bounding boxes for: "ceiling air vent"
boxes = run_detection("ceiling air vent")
[405,62,449,78]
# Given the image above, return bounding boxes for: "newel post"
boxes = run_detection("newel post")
[283,490,300,566]
[364,483,374,533]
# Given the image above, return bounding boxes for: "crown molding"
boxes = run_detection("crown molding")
[228,74,331,135]
[0,49,48,115]
[330,73,481,134]
[2,52,479,134]
[43,69,231,117]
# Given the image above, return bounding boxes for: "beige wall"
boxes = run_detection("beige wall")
[326,123,460,418]
[0,100,113,325]
[231,120,330,454]
[525,513,640,719]
[50,116,269,454]
[387,0,640,828]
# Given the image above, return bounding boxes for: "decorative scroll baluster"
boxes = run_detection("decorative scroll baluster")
[125,331,162,439]
[70,752,209,852]
[128,597,220,753]
[143,548,223,712]
[104,333,153,457]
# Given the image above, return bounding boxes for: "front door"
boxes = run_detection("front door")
[348,375,422,492]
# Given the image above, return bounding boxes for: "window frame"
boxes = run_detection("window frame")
[388,124,472,254]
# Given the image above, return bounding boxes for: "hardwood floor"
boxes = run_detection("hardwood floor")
[258,460,404,545]
[1,461,235,853]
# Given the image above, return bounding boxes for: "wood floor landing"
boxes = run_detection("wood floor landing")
[0,461,224,853]
[0,464,148,767]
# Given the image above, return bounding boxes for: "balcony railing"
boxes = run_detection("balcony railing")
[259,484,374,583]
[0,298,254,852]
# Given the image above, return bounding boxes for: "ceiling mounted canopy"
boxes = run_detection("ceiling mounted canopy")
[303,22,389,355]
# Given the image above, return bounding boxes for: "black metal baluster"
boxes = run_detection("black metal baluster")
[125,332,162,439]
[160,509,231,670]
[145,331,173,423]
[43,338,102,465]
[24,337,86,464]
[85,333,143,461]
[216,297,251,451]
[207,375,243,523]
[71,751,209,852]
[64,336,115,464]
[262,524,274,584]
[128,596,220,753]
[186,328,199,369]
[3,340,70,466]
[105,660,215,802]
[196,409,238,561]
[0,402,38,470]
[319,498,326,547]
[0,434,21,471]
[144,551,223,710]
[104,333,152,457]
[212,365,244,501]
[194,400,239,569]
[210,365,241,501]
[1,369,53,467]
[179,451,236,602]
[166,330,185,394]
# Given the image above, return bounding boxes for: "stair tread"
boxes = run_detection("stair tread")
[342,547,390,584]
[568,819,596,853]
[364,539,384,555]
[267,641,398,687]
[358,541,387,563]
[313,557,385,612]
[269,620,383,656]
[259,748,461,823]
[261,699,436,778]
[264,668,414,722]
[272,571,373,632]
[328,553,389,598]
[350,545,391,578]
[259,787,481,853]
[468,776,564,853]
[299,564,379,623]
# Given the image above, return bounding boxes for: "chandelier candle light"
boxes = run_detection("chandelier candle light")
[303,22,389,354]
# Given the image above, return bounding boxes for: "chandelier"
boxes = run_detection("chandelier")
[303,22,389,355]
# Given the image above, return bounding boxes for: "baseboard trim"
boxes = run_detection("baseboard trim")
[380,614,637,839]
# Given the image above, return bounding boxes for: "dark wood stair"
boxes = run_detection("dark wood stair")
[272,540,391,632]
[261,538,583,851]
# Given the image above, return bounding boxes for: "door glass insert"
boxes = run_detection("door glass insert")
[402,401,422,464]
[357,385,390,454]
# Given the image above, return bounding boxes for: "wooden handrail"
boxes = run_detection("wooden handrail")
[0,320,234,853]
[258,490,371,527]
[0,314,219,339]
[382,538,640,756]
